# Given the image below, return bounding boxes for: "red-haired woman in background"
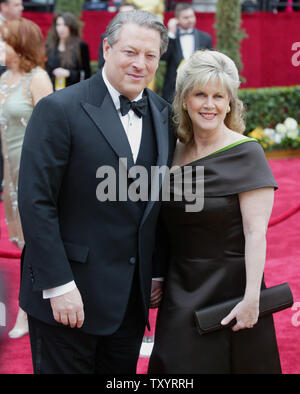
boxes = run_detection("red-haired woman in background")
[46,12,91,90]
[0,17,53,338]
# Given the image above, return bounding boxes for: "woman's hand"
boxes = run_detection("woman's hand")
[53,67,70,78]
[221,298,259,332]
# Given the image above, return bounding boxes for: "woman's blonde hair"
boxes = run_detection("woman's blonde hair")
[173,50,246,144]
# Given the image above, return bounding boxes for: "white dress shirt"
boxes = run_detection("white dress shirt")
[168,28,195,60]
[43,68,150,299]
[179,28,195,60]
[102,68,143,163]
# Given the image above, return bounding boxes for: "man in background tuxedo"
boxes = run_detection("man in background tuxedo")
[161,3,213,103]
[0,0,24,73]
[18,10,174,374]
[0,0,23,25]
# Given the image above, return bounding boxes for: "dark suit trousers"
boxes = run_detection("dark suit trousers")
[28,267,146,374]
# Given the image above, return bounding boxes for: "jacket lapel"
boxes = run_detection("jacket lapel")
[140,91,170,228]
[194,29,200,51]
[148,92,169,169]
[175,29,184,62]
[81,72,134,170]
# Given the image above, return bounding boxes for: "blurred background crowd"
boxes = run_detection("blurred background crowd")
[20,0,300,13]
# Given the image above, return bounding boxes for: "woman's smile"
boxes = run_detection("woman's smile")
[199,112,217,120]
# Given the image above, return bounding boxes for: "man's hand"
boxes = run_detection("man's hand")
[167,18,179,35]
[150,280,163,309]
[50,287,84,328]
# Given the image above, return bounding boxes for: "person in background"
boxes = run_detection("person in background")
[0,0,23,25]
[148,50,281,374]
[0,0,23,201]
[0,17,53,339]
[46,12,91,90]
[161,3,213,103]
[98,2,136,69]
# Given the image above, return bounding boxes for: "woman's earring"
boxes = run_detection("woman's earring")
[183,103,187,111]
[226,105,231,113]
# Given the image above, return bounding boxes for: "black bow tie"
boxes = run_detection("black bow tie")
[119,95,148,118]
[179,29,194,36]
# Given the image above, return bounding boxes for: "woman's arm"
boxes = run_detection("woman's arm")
[46,45,80,85]
[31,71,53,106]
[221,187,275,331]
[241,187,274,300]
[45,47,59,84]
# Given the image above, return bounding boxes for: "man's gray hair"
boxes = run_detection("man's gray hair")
[106,9,169,56]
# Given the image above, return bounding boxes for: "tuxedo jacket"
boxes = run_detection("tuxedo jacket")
[162,28,213,102]
[18,71,175,335]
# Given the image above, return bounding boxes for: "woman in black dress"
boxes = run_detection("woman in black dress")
[46,12,91,90]
[148,50,282,374]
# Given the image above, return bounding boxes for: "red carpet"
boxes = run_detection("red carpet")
[0,157,299,374]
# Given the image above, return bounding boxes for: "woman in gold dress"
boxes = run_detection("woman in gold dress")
[0,18,53,338]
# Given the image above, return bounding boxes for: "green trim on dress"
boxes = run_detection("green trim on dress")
[203,137,258,159]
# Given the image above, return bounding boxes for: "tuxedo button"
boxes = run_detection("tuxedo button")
[129,257,136,265]
[28,265,34,281]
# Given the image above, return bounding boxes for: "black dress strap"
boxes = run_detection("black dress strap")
[190,140,278,197]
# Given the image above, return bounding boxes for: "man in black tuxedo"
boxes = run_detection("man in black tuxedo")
[18,10,174,374]
[162,3,213,103]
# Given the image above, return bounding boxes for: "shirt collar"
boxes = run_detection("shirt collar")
[102,68,144,112]
[179,27,194,35]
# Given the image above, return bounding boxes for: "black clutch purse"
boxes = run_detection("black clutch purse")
[194,283,293,335]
